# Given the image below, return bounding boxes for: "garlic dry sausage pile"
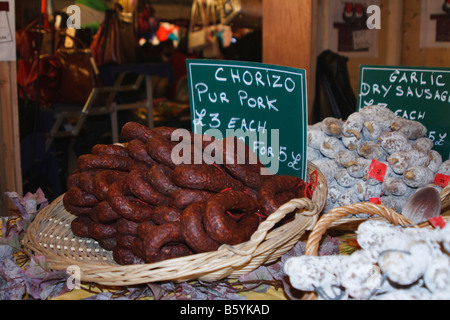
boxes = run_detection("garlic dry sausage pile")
[64,122,313,265]
[284,220,450,300]
[308,105,449,214]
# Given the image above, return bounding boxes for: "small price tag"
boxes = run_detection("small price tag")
[433,173,450,188]
[429,216,447,229]
[368,159,387,182]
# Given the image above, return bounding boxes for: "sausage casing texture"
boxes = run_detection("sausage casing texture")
[145,136,177,168]
[116,218,141,236]
[113,246,141,265]
[88,220,117,240]
[67,170,99,194]
[147,163,180,196]
[77,154,133,172]
[92,170,128,201]
[63,193,94,216]
[97,237,117,251]
[91,144,129,157]
[257,175,306,216]
[116,233,137,250]
[121,122,155,143]
[168,188,214,209]
[151,206,182,225]
[137,222,188,263]
[126,139,155,167]
[180,202,220,253]
[172,164,245,192]
[127,168,169,206]
[64,187,99,207]
[107,179,155,222]
[71,215,93,237]
[204,190,260,245]
[89,201,120,223]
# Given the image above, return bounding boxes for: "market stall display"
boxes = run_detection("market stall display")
[22,122,327,286]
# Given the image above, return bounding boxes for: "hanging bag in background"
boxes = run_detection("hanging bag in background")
[57,32,101,105]
[90,9,119,66]
[117,10,136,65]
[16,19,40,61]
[91,9,136,66]
[203,0,221,58]
[20,53,61,106]
[188,0,208,51]
[219,0,261,29]
[102,9,121,65]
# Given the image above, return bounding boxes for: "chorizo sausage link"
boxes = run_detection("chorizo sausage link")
[91,144,129,157]
[137,222,187,263]
[127,168,169,206]
[204,190,260,245]
[172,164,245,192]
[168,188,214,209]
[120,121,155,143]
[257,175,307,216]
[180,202,220,253]
[77,154,133,172]
[90,201,120,223]
[71,215,93,237]
[106,179,155,222]
[126,139,155,167]
[147,163,180,196]
[92,170,128,201]
[65,186,99,207]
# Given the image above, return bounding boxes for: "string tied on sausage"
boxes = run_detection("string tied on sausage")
[212,163,225,175]
[304,170,318,199]
[254,211,268,220]
[226,210,246,219]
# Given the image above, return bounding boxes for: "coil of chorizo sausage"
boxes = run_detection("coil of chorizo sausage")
[106,179,155,222]
[127,167,169,206]
[147,163,180,196]
[137,222,190,263]
[257,175,307,216]
[71,215,93,237]
[168,188,214,209]
[92,170,129,201]
[126,139,155,167]
[180,202,220,253]
[204,190,260,245]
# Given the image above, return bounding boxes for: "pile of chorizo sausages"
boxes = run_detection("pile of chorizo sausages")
[64,122,313,265]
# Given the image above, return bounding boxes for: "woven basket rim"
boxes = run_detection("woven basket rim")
[22,161,328,286]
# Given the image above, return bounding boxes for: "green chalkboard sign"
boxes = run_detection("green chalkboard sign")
[357,65,450,161]
[186,59,308,179]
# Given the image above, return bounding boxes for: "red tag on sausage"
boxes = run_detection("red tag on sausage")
[368,159,387,182]
[369,197,382,205]
[429,216,446,229]
[433,173,450,188]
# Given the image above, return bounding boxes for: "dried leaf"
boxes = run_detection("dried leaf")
[0,245,26,300]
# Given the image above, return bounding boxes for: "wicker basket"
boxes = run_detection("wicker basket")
[22,161,327,286]
[300,185,450,300]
